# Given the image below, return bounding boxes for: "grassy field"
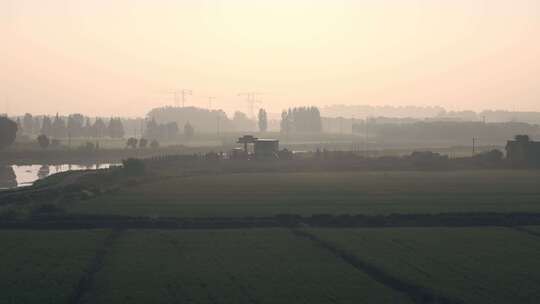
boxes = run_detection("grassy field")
[68,170,540,217]
[0,230,111,304]
[81,229,412,304]
[308,227,540,304]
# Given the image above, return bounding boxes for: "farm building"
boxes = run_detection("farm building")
[506,135,540,167]
[236,135,279,159]
[254,139,279,159]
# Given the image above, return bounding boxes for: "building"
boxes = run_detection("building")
[236,135,279,159]
[506,135,540,167]
[254,139,279,159]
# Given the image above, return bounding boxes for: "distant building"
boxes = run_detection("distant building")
[236,135,279,159]
[506,135,540,167]
[254,139,279,159]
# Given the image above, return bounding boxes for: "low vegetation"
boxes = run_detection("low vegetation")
[0,230,111,304]
[308,227,540,304]
[68,170,540,218]
[81,229,413,304]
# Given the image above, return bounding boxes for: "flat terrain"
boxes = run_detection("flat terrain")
[1,227,539,304]
[0,230,111,304]
[3,170,540,303]
[308,227,540,304]
[81,229,412,304]
[68,170,540,217]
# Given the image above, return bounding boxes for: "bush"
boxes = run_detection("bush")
[122,158,146,175]
[37,134,50,149]
[139,138,148,148]
[126,137,138,149]
[0,116,17,149]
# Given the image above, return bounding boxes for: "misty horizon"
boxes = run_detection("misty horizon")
[2,0,540,116]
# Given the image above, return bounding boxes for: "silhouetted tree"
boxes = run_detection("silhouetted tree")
[280,110,291,134]
[145,118,178,141]
[15,118,23,138]
[184,121,194,140]
[41,116,53,137]
[52,113,67,138]
[82,117,92,137]
[139,138,148,148]
[67,114,85,138]
[126,137,138,149]
[145,118,159,140]
[92,118,107,138]
[147,106,234,133]
[258,109,268,132]
[107,118,125,138]
[150,139,160,149]
[22,113,34,135]
[233,111,255,131]
[0,117,17,149]
[37,134,50,149]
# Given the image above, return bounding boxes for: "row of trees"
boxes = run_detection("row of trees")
[280,107,322,134]
[17,113,125,139]
[126,137,160,149]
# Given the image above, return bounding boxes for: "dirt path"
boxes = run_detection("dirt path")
[291,229,463,304]
[68,229,123,304]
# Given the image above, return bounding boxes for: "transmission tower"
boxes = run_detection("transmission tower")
[238,92,263,119]
[207,96,216,109]
[167,89,192,107]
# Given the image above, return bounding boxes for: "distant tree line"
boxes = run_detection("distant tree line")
[144,118,179,141]
[280,106,322,134]
[352,121,540,144]
[16,113,125,139]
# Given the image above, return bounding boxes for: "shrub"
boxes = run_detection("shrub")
[37,134,50,149]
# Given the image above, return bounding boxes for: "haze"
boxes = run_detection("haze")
[2,0,540,117]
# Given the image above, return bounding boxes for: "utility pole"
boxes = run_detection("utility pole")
[365,118,369,157]
[168,89,192,107]
[216,115,221,136]
[472,137,478,156]
[207,97,216,109]
[238,92,263,120]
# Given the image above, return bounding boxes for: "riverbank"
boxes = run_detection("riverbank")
[0,146,224,166]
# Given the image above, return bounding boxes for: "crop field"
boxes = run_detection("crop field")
[80,229,412,304]
[0,230,111,304]
[522,226,540,234]
[68,170,540,217]
[308,227,540,304]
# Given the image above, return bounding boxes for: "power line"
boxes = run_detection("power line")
[238,92,263,120]
[207,96,216,109]
[167,89,192,107]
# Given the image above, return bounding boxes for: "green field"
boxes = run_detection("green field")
[0,230,111,304]
[68,170,540,217]
[4,169,540,303]
[80,229,412,304]
[308,227,540,304]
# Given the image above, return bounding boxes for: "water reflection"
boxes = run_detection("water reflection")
[0,163,117,190]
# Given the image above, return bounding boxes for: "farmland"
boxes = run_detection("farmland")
[68,170,540,218]
[0,230,111,304]
[307,227,540,304]
[1,227,539,303]
[3,169,540,303]
[80,229,413,304]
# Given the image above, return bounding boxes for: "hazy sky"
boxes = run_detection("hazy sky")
[2,0,540,117]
